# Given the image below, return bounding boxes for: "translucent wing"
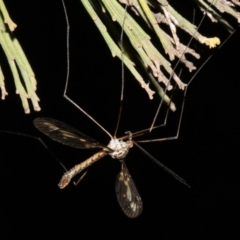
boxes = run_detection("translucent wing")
[33,118,107,149]
[115,162,143,218]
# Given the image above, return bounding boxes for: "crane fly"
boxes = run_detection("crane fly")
[33,117,190,218]
[32,0,227,218]
[0,0,232,218]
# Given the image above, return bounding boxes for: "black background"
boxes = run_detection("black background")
[0,0,240,239]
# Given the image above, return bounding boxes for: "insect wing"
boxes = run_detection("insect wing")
[33,118,106,149]
[115,162,143,218]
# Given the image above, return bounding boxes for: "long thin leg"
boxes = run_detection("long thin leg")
[136,0,232,144]
[114,3,128,138]
[150,7,206,132]
[136,85,186,143]
[0,130,68,172]
[135,23,237,145]
[119,92,172,141]
[133,141,190,188]
[149,2,214,132]
[61,0,112,139]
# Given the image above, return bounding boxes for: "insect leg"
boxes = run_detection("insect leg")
[149,1,216,131]
[133,141,190,188]
[73,170,88,186]
[61,0,112,139]
[0,129,68,172]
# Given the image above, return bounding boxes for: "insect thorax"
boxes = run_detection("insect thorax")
[107,138,133,159]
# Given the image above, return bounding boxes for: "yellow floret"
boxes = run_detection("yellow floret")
[204,37,221,48]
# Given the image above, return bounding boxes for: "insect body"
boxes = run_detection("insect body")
[33,117,189,218]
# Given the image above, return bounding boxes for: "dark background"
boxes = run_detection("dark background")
[0,0,239,239]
